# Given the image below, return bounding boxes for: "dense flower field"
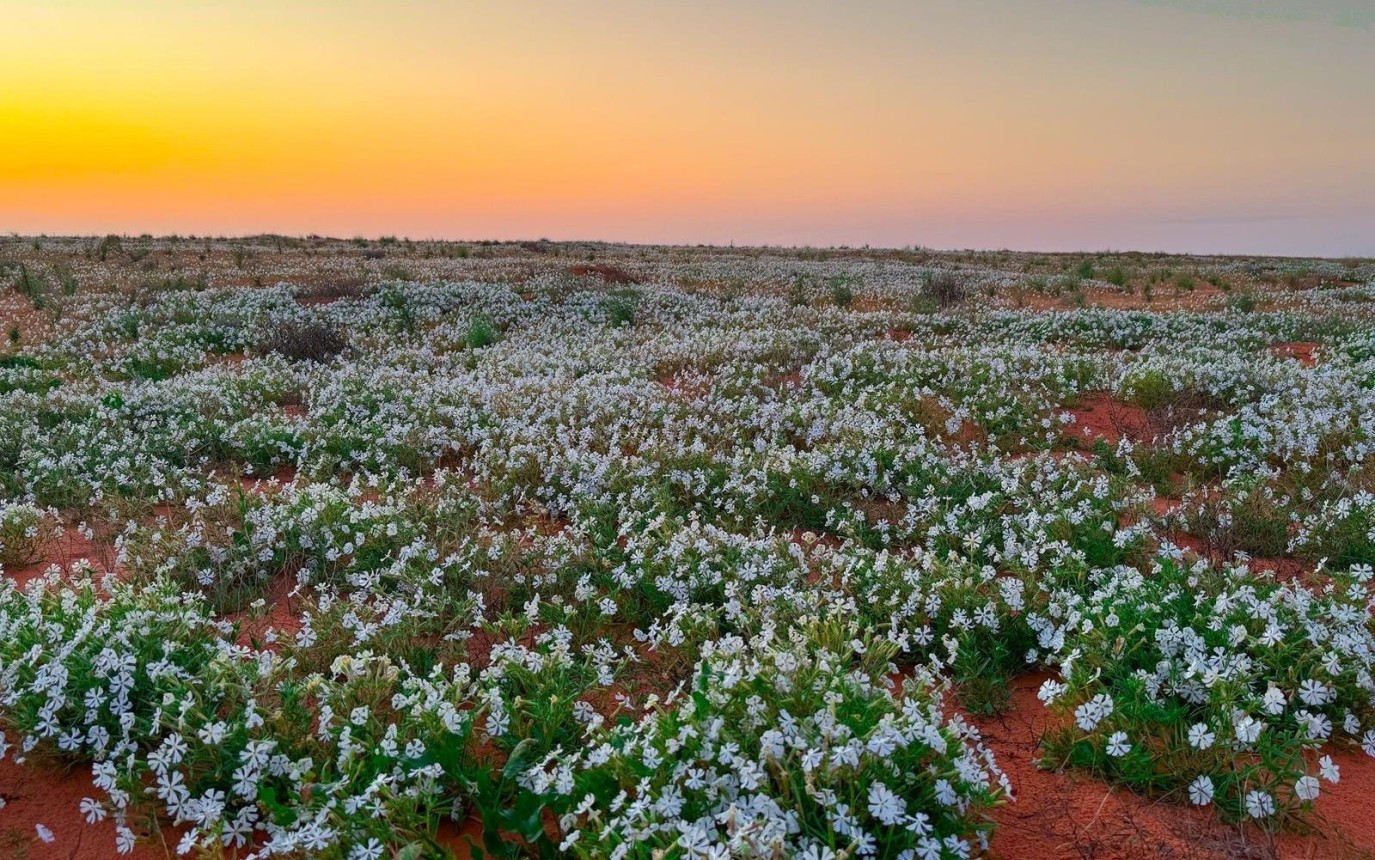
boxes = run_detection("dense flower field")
[0,236,1373,858]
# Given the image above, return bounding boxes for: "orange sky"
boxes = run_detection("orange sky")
[3,0,1373,254]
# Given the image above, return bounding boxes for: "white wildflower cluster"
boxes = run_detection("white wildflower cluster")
[0,238,1371,854]
[527,623,1004,859]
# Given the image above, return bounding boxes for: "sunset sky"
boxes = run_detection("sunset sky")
[3,0,1372,254]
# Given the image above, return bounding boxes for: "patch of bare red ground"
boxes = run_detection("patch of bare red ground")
[435,816,485,859]
[1063,394,1153,447]
[658,372,711,398]
[0,756,172,859]
[240,464,299,494]
[1163,529,1211,559]
[1243,555,1316,584]
[3,526,118,588]
[887,327,914,342]
[1272,342,1319,368]
[435,809,565,859]
[767,369,804,389]
[1152,496,1183,517]
[566,263,637,285]
[208,351,248,367]
[968,674,1375,859]
[231,569,304,649]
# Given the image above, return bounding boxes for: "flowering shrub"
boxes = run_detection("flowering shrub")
[0,501,57,568]
[530,622,1004,859]
[1034,557,1374,825]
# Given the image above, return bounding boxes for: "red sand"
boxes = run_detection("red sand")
[1152,496,1183,517]
[567,264,637,285]
[0,757,169,859]
[971,674,1375,860]
[231,570,305,649]
[1064,394,1154,447]
[240,464,299,494]
[4,526,116,588]
[1271,342,1319,368]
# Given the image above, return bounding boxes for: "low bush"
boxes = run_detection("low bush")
[256,318,348,363]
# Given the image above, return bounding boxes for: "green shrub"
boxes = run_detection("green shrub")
[829,275,855,308]
[923,271,967,308]
[0,502,54,568]
[466,316,501,349]
[1121,369,1175,410]
[600,291,639,327]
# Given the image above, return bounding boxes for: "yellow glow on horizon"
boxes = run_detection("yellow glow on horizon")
[2,0,1372,252]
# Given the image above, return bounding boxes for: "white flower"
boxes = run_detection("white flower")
[1037,679,1066,705]
[349,839,385,860]
[1233,713,1263,745]
[1319,755,1340,784]
[1245,790,1275,818]
[1295,775,1320,802]
[1187,723,1215,750]
[1187,775,1214,806]
[35,824,54,844]
[1105,732,1130,757]
[1298,679,1332,707]
[80,797,106,823]
[868,782,906,826]
[1262,686,1286,715]
[1074,694,1114,731]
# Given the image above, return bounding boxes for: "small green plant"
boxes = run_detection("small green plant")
[51,263,79,295]
[828,275,854,308]
[1227,291,1258,313]
[466,316,500,349]
[1121,368,1175,410]
[10,264,48,309]
[601,290,639,326]
[380,263,414,281]
[95,234,122,261]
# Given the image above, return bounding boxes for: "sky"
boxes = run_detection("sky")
[2,0,1372,255]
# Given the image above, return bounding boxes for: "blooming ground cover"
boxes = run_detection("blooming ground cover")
[0,236,1373,858]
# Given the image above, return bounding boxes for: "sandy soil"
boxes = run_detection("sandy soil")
[1064,394,1154,447]
[0,756,171,859]
[972,675,1375,860]
[1272,342,1319,368]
